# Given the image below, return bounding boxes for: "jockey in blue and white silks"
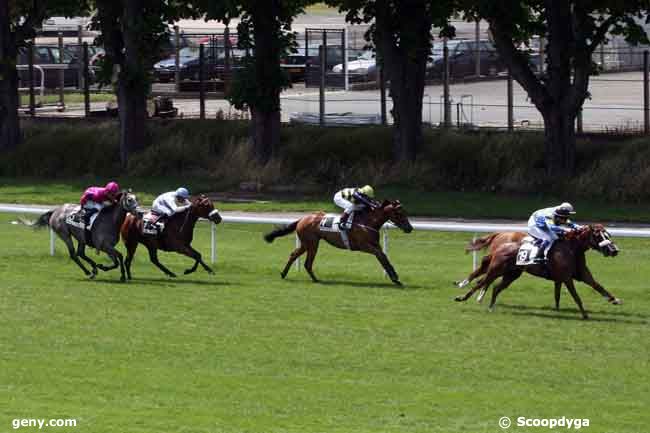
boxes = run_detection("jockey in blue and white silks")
[527,202,580,262]
[152,188,191,222]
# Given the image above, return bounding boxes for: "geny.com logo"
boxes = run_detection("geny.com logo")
[499,416,590,429]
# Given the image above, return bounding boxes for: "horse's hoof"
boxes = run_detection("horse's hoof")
[120,277,126,283]
[454,296,465,302]
[280,272,287,279]
[392,280,403,287]
[88,273,96,280]
[455,279,469,289]
[476,288,487,303]
[582,315,589,320]
[184,269,192,275]
[610,298,623,305]
[488,305,496,312]
[168,273,177,278]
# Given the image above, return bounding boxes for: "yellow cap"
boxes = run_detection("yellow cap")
[359,185,374,198]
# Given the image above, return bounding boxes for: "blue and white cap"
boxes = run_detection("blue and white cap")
[176,187,190,199]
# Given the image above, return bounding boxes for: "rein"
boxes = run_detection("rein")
[179,207,191,233]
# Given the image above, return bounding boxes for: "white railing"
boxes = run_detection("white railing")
[3,205,650,270]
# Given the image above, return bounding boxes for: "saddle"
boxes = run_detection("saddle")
[319,214,352,250]
[516,236,545,266]
[66,207,99,231]
[142,211,165,236]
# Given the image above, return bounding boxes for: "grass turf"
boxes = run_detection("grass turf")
[4,178,650,222]
[0,212,649,432]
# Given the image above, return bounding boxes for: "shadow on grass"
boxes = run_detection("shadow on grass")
[495,303,649,324]
[80,277,237,287]
[280,278,428,291]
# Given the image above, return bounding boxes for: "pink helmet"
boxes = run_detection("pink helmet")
[105,181,120,194]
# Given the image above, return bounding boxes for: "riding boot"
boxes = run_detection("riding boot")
[339,211,352,231]
[83,209,97,230]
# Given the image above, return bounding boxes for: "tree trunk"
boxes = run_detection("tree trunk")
[0,1,20,151]
[542,107,576,176]
[250,2,282,165]
[375,0,431,162]
[118,0,147,169]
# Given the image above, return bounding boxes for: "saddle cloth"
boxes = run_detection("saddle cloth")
[65,206,99,231]
[142,211,164,236]
[319,214,351,249]
[516,236,541,266]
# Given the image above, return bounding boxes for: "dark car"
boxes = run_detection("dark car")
[17,45,86,88]
[427,40,506,79]
[153,47,200,83]
[164,46,246,82]
[282,44,357,82]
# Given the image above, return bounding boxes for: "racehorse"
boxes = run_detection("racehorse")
[25,191,139,281]
[263,200,413,285]
[120,195,222,279]
[454,225,621,319]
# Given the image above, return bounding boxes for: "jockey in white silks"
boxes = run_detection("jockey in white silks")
[527,202,580,262]
[333,185,376,231]
[151,187,191,224]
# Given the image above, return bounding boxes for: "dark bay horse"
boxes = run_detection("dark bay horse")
[120,195,222,279]
[25,191,139,281]
[264,200,413,285]
[454,225,621,319]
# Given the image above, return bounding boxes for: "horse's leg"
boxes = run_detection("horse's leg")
[554,281,562,310]
[366,245,401,286]
[456,255,490,288]
[123,237,139,281]
[146,246,176,278]
[576,264,622,305]
[455,256,507,302]
[178,246,213,275]
[280,244,306,279]
[304,240,321,283]
[76,243,99,278]
[565,279,589,320]
[62,236,91,277]
[488,270,523,311]
[102,246,126,282]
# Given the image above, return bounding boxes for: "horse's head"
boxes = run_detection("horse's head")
[381,200,413,233]
[573,224,619,257]
[119,190,139,213]
[192,194,222,224]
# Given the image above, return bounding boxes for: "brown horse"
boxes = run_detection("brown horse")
[120,195,222,279]
[454,225,621,319]
[263,200,413,285]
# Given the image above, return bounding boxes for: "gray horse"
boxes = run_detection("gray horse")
[27,191,139,281]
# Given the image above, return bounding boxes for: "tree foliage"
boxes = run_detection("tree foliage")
[460,0,650,175]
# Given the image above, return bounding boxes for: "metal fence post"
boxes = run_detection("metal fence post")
[58,32,65,108]
[343,27,349,91]
[319,44,326,127]
[507,69,514,131]
[295,234,301,271]
[474,19,481,77]
[211,223,216,264]
[174,26,181,92]
[443,40,451,127]
[199,43,205,120]
[379,53,387,125]
[643,50,650,135]
[50,228,56,256]
[83,43,90,117]
[77,25,84,89]
[28,42,35,116]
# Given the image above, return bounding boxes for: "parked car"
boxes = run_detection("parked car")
[427,40,506,79]
[153,47,200,83]
[157,46,247,82]
[282,44,359,81]
[332,50,377,81]
[17,45,87,88]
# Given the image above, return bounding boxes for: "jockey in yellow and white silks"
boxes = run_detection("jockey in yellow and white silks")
[527,202,580,262]
[152,188,191,223]
[333,185,377,231]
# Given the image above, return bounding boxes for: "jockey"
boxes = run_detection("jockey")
[527,202,579,262]
[80,181,120,226]
[151,187,192,225]
[334,185,377,231]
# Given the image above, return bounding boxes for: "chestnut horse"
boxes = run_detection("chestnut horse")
[454,225,621,319]
[263,200,413,285]
[121,195,222,279]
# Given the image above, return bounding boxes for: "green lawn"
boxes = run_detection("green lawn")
[3,177,650,222]
[19,92,116,106]
[0,212,648,432]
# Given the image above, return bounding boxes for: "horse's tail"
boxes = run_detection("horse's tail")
[465,233,499,253]
[264,220,299,243]
[18,210,54,229]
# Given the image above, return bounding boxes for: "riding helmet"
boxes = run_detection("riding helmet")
[176,187,190,199]
[359,185,375,198]
[554,202,576,217]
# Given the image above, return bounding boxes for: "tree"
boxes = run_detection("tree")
[461,1,650,176]
[327,0,455,161]
[0,0,88,151]
[195,0,313,164]
[92,0,193,168]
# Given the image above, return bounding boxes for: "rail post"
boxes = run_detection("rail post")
[443,40,451,127]
[50,228,56,256]
[295,234,301,271]
[472,233,478,271]
[199,43,205,120]
[83,43,90,117]
[643,50,650,135]
[210,223,217,264]
[174,25,181,92]
[319,40,326,126]
[77,25,84,89]
[28,42,35,116]
[507,69,514,131]
[58,32,65,108]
